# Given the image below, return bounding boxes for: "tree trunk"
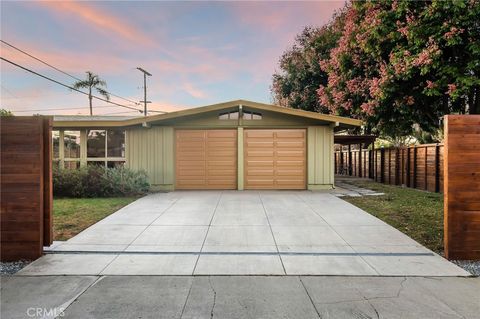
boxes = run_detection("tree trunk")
[471,86,480,114]
[89,86,93,116]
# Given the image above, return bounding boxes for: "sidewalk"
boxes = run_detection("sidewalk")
[2,275,479,318]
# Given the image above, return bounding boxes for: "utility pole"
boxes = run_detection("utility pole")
[137,67,152,116]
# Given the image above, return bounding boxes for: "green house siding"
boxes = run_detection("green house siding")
[55,101,361,191]
[125,124,333,191]
[307,126,334,189]
[125,126,174,191]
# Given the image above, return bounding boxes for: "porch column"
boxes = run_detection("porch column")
[237,127,244,190]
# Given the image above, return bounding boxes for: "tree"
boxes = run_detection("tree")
[317,0,480,140]
[72,71,110,116]
[274,0,480,141]
[0,109,13,116]
[271,8,346,112]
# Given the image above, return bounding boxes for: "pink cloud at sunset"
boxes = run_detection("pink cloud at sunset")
[1,1,346,115]
[37,0,155,47]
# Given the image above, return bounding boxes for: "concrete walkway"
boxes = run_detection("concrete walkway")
[19,191,469,276]
[2,275,479,318]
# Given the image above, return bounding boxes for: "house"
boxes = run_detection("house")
[52,99,361,191]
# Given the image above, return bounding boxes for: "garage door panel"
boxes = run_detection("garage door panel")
[176,130,237,189]
[276,169,305,176]
[207,169,236,176]
[245,130,274,138]
[245,150,275,158]
[208,150,236,158]
[207,141,237,149]
[245,179,275,187]
[245,141,275,148]
[276,141,305,148]
[276,160,305,166]
[276,150,305,157]
[177,130,205,139]
[207,130,237,138]
[275,130,305,138]
[244,129,306,190]
[246,168,275,176]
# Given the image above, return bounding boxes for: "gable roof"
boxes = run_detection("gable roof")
[53,99,362,128]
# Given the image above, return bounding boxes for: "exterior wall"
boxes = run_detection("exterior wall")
[307,126,334,189]
[126,125,334,191]
[125,126,174,191]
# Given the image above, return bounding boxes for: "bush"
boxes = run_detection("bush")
[53,166,150,198]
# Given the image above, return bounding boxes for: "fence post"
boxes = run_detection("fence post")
[435,144,440,193]
[413,146,418,189]
[348,144,352,176]
[424,146,428,190]
[358,144,363,178]
[388,149,392,184]
[380,148,385,183]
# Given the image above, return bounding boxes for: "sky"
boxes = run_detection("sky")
[1,1,345,115]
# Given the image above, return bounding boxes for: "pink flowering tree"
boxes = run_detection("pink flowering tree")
[275,0,480,140]
[271,8,346,112]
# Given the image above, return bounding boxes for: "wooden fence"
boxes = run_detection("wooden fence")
[444,115,480,260]
[335,144,444,193]
[1,116,53,261]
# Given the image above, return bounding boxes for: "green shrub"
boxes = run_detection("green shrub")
[53,166,149,198]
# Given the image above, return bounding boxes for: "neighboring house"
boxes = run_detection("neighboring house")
[52,99,361,190]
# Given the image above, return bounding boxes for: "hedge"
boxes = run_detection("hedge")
[53,166,150,198]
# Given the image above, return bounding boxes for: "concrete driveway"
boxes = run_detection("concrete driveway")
[19,191,469,276]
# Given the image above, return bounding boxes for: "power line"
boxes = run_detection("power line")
[1,57,143,113]
[1,39,141,107]
[12,105,119,112]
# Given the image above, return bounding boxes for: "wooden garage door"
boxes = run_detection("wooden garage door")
[244,129,306,189]
[175,130,237,189]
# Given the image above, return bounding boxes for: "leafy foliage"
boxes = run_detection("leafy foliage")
[273,0,480,140]
[0,109,14,116]
[272,9,346,112]
[72,71,110,115]
[53,165,149,198]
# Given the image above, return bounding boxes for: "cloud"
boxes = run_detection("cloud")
[38,0,154,47]
[182,82,208,99]
[1,40,132,75]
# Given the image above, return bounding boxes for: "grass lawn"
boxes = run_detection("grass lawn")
[340,179,444,255]
[53,197,139,241]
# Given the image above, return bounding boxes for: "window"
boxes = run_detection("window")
[87,130,106,157]
[107,129,125,157]
[53,129,126,169]
[87,129,125,168]
[218,111,239,120]
[64,131,80,158]
[243,111,262,120]
[52,130,60,159]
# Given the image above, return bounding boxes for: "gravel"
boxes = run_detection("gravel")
[0,260,31,275]
[452,260,480,276]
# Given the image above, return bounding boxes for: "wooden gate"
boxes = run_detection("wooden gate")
[1,116,53,261]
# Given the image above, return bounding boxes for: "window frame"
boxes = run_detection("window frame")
[53,128,126,169]
[242,111,262,120]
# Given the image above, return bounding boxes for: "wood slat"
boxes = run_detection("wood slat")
[444,115,480,260]
[1,116,52,261]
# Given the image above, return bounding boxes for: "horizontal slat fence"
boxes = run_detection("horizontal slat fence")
[444,115,480,260]
[1,116,53,261]
[335,144,444,193]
